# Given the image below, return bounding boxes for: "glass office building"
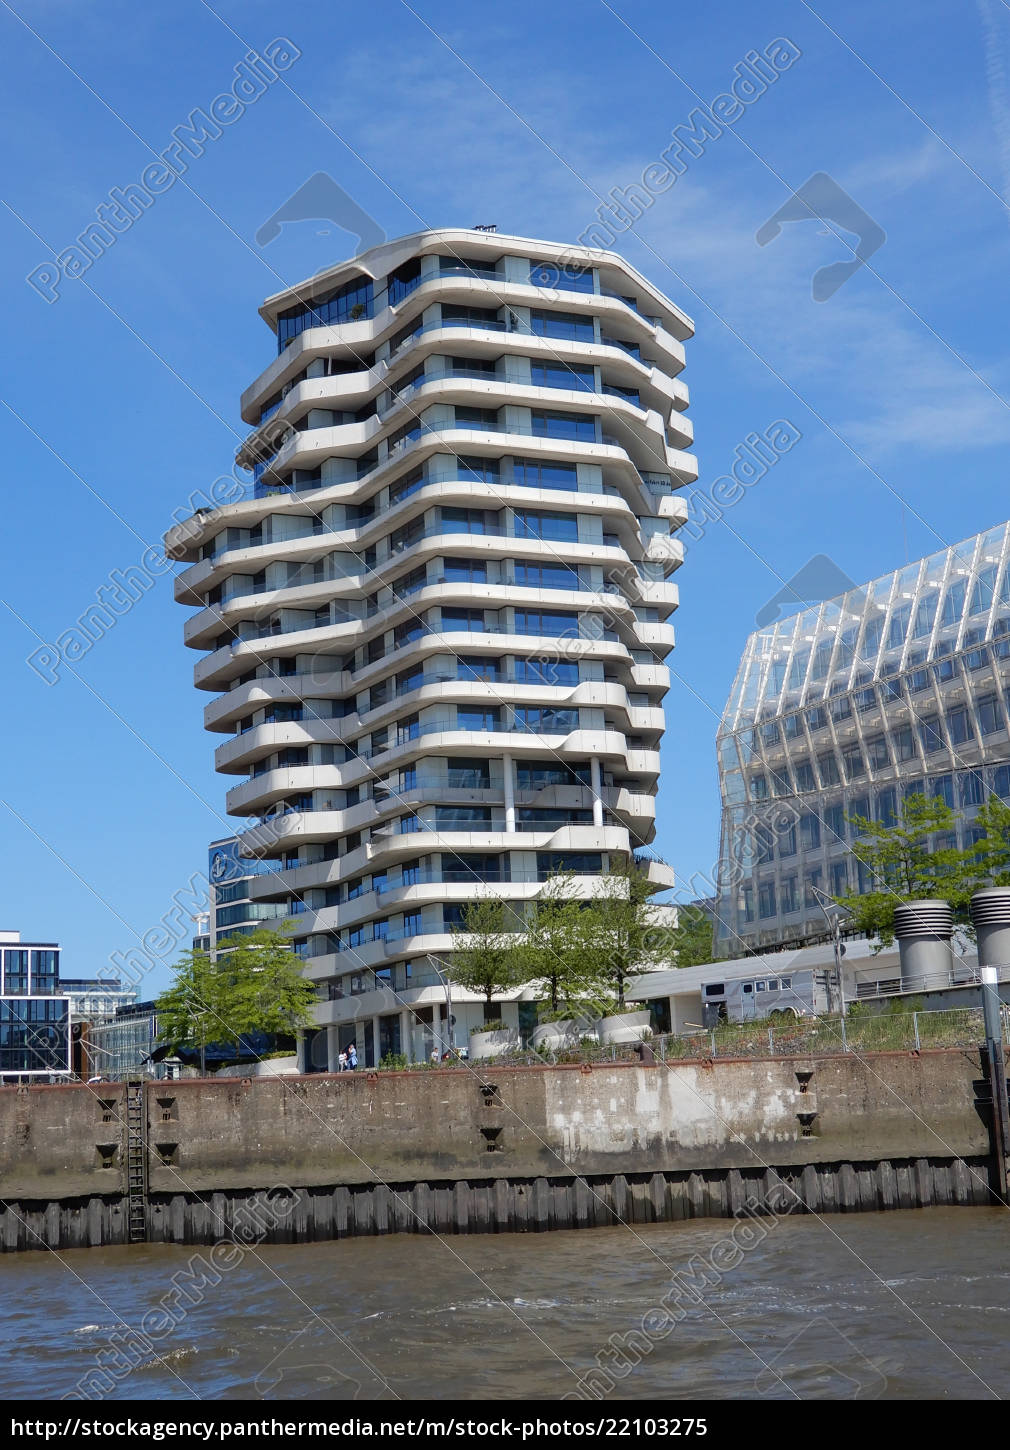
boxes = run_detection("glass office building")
[715,522,1010,955]
[0,931,70,1077]
[208,835,285,948]
[87,1002,176,1080]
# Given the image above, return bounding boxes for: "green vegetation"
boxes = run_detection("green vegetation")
[577,857,674,1009]
[667,904,714,968]
[378,1052,408,1071]
[835,792,1010,947]
[155,927,316,1059]
[514,872,595,1015]
[448,897,525,1006]
[444,861,679,1025]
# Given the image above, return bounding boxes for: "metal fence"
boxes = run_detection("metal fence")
[664,1007,988,1061]
[465,1007,992,1068]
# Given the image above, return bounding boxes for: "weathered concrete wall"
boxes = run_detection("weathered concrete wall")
[0,1050,995,1250]
[0,1081,127,1198]
[142,1051,990,1192]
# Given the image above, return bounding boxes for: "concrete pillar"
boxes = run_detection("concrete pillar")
[371,1016,381,1068]
[326,1025,340,1073]
[295,1031,308,1075]
[590,756,604,828]
[503,753,515,833]
[400,1009,412,1062]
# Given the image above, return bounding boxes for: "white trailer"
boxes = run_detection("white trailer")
[698,967,827,1026]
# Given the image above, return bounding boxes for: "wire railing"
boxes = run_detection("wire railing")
[451,1006,995,1068]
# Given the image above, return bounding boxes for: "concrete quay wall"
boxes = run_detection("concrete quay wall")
[0,1051,994,1249]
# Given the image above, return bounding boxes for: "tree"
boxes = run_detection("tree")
[579,857,675,1008]
[835,793,977,946]
[156,927,317,1062]
[521,873,599,1016]
[449,896,526,1010]
[668,904,715,968]
[968,795,1010,883]
[154,947,226,1070]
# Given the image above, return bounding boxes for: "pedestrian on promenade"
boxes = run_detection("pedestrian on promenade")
[338,1051,347,1071]
[347,1041,358,1070]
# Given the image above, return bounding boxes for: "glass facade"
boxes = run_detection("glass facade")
[0,998,69,1076]
[208,836,284,946]
[715,522,1010,954]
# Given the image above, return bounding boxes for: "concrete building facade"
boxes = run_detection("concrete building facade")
[167,230,695,1068]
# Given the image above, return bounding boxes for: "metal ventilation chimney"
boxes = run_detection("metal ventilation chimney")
[970,888,1010,971]
[893,900,954,989]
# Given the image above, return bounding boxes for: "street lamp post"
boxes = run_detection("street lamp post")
[429,957,455,1055]
[809,885,850,1016]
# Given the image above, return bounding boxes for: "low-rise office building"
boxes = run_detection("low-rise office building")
[0,929,70,1078]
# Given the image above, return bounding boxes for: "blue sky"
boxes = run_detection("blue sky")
[2,0,1008,988]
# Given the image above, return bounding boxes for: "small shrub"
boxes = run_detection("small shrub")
[378,1051,408,1071]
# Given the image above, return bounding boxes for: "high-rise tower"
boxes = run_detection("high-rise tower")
[167,230,695,1067]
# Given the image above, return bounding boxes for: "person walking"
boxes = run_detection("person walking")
[347,1041,358,1070]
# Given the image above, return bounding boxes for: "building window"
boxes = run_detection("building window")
[824,804,845,841]
[865,736,889,770]
[794,760,816,792]
[531,411,597,443]
[930,774,955,809]
[893,725,916,761]
[946,705,973,746]
[513,510,579,544]
[960,771,985,807]
[842,744,865,780]
[817,753,840,787]
[978,695,1004,736]
[758,882,777,919]
[918,717,945,754]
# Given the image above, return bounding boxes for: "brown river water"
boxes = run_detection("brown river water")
[9,1208,1010,1401]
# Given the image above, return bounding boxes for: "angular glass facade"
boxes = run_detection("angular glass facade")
[715,522,1010,954]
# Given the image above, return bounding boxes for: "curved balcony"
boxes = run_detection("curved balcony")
[240,267,688,423]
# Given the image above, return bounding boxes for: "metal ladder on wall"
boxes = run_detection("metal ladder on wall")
[125,1079,148,1244]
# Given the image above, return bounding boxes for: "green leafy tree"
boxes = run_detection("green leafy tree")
[835,793,977,946]
[579,857,675,1008]
[154,947,226,1066]
[968,795,1010,883]
[668,904,715,968]
[522,873,599,1016]
[156,927,317,1061]
[449,896,527,1009]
